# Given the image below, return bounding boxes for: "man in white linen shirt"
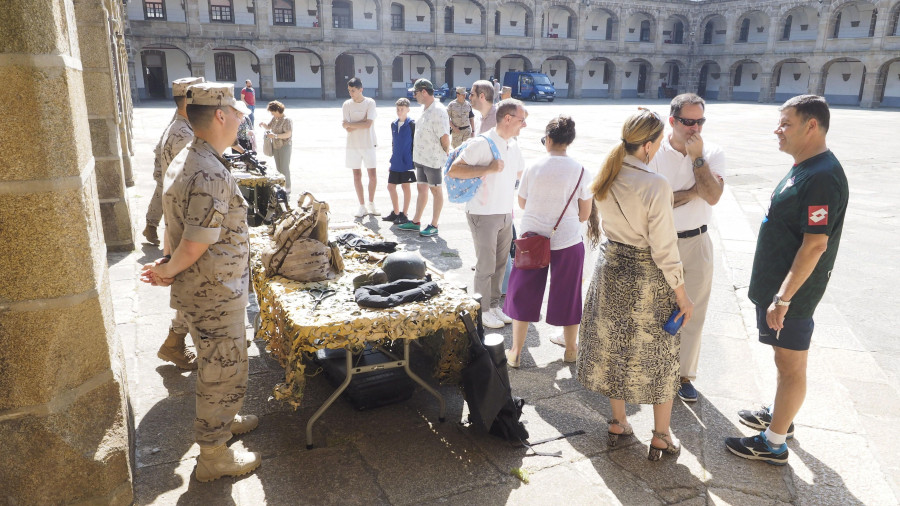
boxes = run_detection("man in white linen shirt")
[448,99,527,329]
[648,93,725,403]
[398,79,450,237]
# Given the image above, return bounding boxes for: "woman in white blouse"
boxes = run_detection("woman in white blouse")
[577,109,694,461]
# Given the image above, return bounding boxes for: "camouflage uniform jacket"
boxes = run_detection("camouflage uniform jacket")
[153,114,194,182]
[162,137,250,316]
[446,100,473,129]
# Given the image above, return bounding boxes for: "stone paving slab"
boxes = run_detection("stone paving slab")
[117,99,900,504]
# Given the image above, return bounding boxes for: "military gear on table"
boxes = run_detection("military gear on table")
[262,192,344,282]
[163,137,250,316]
[336,232,398,253]
[353,268,389,289]
[381,251,427,281]
[354,277,441,308]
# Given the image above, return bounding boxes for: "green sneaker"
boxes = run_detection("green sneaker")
[397,221,421,231]
[420,225,439,237]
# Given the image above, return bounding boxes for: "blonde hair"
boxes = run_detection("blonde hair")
[590,109,664,202]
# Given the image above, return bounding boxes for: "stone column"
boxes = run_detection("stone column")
[186,0,202,36]
[807,71,824,96]
[0,0,133,504]
[323,63,337,99]
[719,70,733,101]
[433,66,446,89]
[571,66,583,98]
[859,70,879,108]
[74,0,135,251]
[259,57,275,101]
[191,61,206,78]
[757,71,774,103]
[379,63,392,100]
[320,0,334,39]
[612,68,625,99]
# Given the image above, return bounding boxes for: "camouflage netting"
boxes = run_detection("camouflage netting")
[250,226,478,410]
[234,170,285,188]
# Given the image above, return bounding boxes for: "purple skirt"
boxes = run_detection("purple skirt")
[503,241,585,326]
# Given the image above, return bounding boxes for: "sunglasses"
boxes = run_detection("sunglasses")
[541,136,546,145]
[637,107,661,122]
[674,116,707,127]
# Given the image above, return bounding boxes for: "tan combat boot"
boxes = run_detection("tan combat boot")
[195,445,261,482]
[231,414,259,436]
[142,224,160,245]
[157,331,197,370]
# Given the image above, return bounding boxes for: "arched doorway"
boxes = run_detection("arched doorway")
[697,61,721,100]
[141,50,168,99]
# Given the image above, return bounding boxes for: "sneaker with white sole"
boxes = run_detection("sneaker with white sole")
[738,405,795,438]
[482,310,505,329]
[365,202,378,215]
[354,205,367,218]
[493,308,513,324]
[724,432,789,466]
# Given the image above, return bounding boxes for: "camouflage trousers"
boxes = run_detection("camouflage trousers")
[170,310,189,336]
[145,167,164,227]
[451,128,472,148]
[186,310,249,448]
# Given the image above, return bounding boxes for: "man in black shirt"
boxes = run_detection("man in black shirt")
[726,95,849,465]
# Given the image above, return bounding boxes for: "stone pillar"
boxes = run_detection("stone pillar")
[808,72,824,96]
[571,67,583,98]
[433,66,446,89]
[719,70,733,101]
[74,0,135,251]
[612,68,625,99]
[859,70,879,108]
[191,61,206,78]
[259,57,275,101]
[379,63,392,100]
[323,63,337,99]
[320,0,334,39]
[0,0,133,504]
[186,0,202,36]
[757,71,774,103]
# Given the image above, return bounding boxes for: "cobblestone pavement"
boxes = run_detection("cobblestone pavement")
[110,99,900,505]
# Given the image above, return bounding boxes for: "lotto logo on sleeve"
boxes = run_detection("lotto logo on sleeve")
[808,205,828,225]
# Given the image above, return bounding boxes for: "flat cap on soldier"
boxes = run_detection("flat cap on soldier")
[456,86,466,95]
[186,82,251,115]
[172,77,205,97]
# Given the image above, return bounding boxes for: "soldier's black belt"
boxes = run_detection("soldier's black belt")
[677,225,707,239]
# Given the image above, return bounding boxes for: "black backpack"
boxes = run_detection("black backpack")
[459,311,528,441]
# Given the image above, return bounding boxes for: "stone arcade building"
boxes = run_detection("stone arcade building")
[127,0,900,107]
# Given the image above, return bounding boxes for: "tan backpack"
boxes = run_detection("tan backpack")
[262,192,344,282]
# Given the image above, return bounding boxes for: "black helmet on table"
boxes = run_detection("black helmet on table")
[381,251,427,282]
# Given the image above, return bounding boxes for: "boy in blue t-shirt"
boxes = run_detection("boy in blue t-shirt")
[383,98,416,224]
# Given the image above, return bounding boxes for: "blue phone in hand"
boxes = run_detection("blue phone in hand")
[664,309,684,335]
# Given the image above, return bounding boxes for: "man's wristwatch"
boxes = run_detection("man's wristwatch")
[773,294,791,307]
[692,157,706,169]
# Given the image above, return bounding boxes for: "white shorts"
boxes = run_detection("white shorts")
[346,147,377,169]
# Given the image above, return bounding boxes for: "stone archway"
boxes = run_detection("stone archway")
[444,53,485,89]
[335,50,382,98]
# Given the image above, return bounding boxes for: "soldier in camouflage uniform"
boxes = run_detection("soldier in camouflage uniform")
[141,82,261,482]
[143,77,205,371]
[144,76,204,246]
[447,86,475,148]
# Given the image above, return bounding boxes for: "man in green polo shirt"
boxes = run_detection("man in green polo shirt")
[725,95,849,465]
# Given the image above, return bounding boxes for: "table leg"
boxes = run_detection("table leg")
[403,339,446,423]
[306,349,354,449]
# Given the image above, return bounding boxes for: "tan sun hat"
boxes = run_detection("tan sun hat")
[171,77,205,97]
[185,82,251,115]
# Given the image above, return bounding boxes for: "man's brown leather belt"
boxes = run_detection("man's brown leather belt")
[677,225,707,239]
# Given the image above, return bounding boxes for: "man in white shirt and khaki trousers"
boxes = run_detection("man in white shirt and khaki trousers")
[649,93,725,402]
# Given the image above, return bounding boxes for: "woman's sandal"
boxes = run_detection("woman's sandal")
[607,419,634,447]
[505,349,520,369]
[648,430,681,461]
[550,335,577,363]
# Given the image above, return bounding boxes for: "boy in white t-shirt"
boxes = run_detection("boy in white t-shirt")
[342,77,379,218]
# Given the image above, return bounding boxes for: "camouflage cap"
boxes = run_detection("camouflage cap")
[455,86,466,94]
[413,78,434,92]
[171,76,205,97]
[186,82,251,115]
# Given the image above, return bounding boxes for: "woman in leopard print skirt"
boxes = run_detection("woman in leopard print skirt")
[577,109,695,461]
